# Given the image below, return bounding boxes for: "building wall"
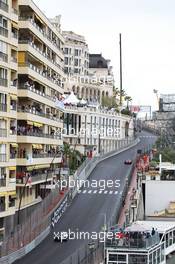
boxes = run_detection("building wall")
[145,180,175,216]
[0,0,18,241]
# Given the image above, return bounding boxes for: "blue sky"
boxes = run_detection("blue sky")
[34,0,175,110]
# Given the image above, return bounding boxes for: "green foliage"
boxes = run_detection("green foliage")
[101,96,118,109]
[153,137,175,163]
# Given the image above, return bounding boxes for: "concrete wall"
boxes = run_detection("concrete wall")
[145,181,175,216]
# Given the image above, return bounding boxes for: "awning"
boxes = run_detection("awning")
[9,166,16,171]
[12,22,19,29]
[34,14,45,25]
[27,121,43,127]
[32,144,43,149]
[27,164,50,171]
[27,121,33,126]
[0,191,16,196]
[10,94,17,100]
[10,143,18,148]
[33,122,43,128]
[8,191,16,196]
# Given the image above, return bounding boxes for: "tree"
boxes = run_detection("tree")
[124,96,132,109]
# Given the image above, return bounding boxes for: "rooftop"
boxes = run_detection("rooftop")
[136,221,175,233]
[89,54,109,68]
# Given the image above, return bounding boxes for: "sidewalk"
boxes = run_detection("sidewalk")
[117,167,137,227]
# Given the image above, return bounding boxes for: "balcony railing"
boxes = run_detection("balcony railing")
[19,62,63,88]
[18,106,62,123]
[0,178,6,187]
[32,152,61,159]
[0,104,7,112]
[16,172,54,184]
[18,85,56,103]
[0,78,8,87]
[18,17,63,52]
[0,51,8,62]
[0,0,8,12]
[0,128,7,137]
[0,154,7,162]
[17,129,61,140]
[18,40,64,71]
[0,26,8,37]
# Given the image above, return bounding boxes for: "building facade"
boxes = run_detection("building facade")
[0,0,65,240]
[17,0,65,208]
[63,105,133,156]
[63,30,89,76]
[0,0,18,243]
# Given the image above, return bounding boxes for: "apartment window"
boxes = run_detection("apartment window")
[0,93,7,104]
[74,58,78,66]
[0,67,7,79]
[69,48,71,54]
[65,57,68,65]
[65,48,68,54]
[0,15,8,29]
[64,67,68,74]
[74,49,78,56]
[74,68,78,73]
[79,59,81,66]
[79,50,81,56]
[0,40,7,53]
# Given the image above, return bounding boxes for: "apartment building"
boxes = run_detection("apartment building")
[16,0,65,210]
[63,105,133,156]
[63,30,89,76]
[0,0,18,242]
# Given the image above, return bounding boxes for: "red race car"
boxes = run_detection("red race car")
[124,159,132,165]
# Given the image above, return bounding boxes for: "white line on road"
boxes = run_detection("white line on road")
[99,190,103,194]
[88,190,92,194]
[93,190,97,194]
[114,191,118,195]
[109,191,113,194]
[104,190,108,194]
[82,190,87,194]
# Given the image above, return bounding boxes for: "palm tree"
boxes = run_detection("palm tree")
[124,95,132,109]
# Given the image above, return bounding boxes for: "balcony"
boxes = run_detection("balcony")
[0,26,8,38]
[16,172,54,185]
[0,104,7,112]
[0,0,8,12]
[18,85,56,105]
[18,40,64,72]
[0,51,8,62]
[0,78,7,87]
[17,128,61,140]
[17,105,61,123]
[18,17,63,53]
[0,128,7,137]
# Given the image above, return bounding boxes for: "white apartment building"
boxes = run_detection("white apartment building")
[63,30,89,76]
[63,105,133,156]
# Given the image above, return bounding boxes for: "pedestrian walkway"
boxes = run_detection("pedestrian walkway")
[117,168,137,227]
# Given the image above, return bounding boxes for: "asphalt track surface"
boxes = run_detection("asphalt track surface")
[15,131,156,264]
